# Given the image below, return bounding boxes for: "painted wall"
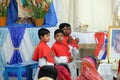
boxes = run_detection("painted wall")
[54,0,112,32]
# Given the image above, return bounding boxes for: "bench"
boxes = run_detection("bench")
[4,61,38,80]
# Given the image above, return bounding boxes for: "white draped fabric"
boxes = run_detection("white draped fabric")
[2,27,57,64]
[98,63,117,80]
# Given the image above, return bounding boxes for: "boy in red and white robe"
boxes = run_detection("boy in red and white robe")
[51,29,73,64]
[32,28,54,80]
[59,23,79,80]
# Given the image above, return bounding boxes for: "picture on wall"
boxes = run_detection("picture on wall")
[108,26,120,59]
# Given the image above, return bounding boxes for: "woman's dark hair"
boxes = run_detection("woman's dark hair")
[38,65,58,80]
[38,28,50,39]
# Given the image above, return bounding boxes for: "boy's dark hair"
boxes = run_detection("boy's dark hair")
[57,63,70,74]
[54,29,64,37]
[38,28,50,39]
[38,65,58,80]
[59,23,71,29]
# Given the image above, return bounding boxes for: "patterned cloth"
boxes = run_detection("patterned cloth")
[56,66,71,80]
[75,57,104,80]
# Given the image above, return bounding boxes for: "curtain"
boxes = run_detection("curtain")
[7,0,18,25]
[8,28,26,76]
[28,28,40,46]
[0,28,8,76]
[9,28,25,64]
[44,2,58,27]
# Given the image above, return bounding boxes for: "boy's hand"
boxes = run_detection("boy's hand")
[70,56,73,62]
[75,38,79,44]
[67,36,72,44]
[50,52,55,58]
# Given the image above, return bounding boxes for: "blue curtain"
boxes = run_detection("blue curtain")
[7,1,58,27]
[0,28,8,76]
[44,2,58,27]
[9,28,26,64]
[28,28,40,46]
[7,0,18,25]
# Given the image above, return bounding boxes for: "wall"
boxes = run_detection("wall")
[54,0,112,32]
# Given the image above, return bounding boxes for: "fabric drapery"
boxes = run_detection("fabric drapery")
[56,66,71,80]
[94,32,108,60]
[75,57,104,80]
[7,0,18,25]
[44,2,58,27]
[0,28,8,76]
[28,28,40,46]
[9,28,25,64]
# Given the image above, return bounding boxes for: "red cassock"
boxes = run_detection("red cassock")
[63,36,79,49]
[32,41,54,63]
[51,41,71,62]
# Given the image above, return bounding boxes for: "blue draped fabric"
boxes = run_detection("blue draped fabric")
[7,1,58,27]
[28,28,40,46]
[7,23,34,28]
[44,2,58,27]
[7,0,18,25]
[0,28,8,76]
[9,28,25,64]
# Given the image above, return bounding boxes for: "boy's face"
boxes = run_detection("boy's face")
[62,26,68,36]
[41,33,50,42]
[55,33,64,42]
[67,26,71,35]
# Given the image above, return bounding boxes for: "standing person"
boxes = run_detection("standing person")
[75,56,104,80]
[59,23,79,80]
[32,28,55,80]
[59,23,79,56]
[51,29,73,64]
[111,32,120,59]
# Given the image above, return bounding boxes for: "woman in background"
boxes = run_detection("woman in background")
[75,56,104,80]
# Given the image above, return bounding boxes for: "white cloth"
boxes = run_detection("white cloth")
[68,61,77,80]
[69,45,79,56]
[98,63,117,80]
[54,56,68,64]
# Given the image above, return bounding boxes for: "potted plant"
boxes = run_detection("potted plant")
[0,0,10,26]
[24,0,52,26]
